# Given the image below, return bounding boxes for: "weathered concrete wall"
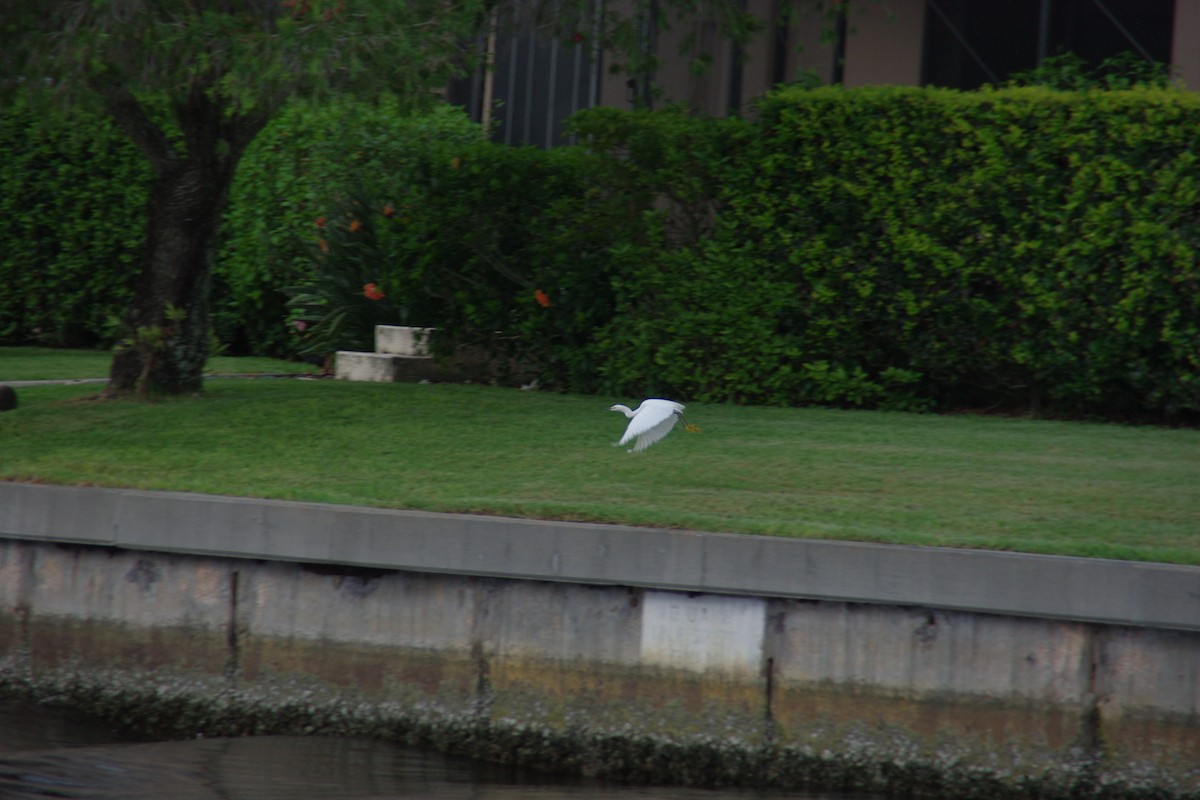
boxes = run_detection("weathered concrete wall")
[0,483,1198,797]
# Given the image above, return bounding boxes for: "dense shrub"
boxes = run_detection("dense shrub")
[558,88,1199,420]
[0,97,150,347]
[560,109,796,402]
[283,106,750,390]
[547,88,1196,421]
[527,108,752,398]
[721,85,1200,418]
[282,148,552,353]
[215,99,482,356]
[0,95,479,356]
[283,138,628,389]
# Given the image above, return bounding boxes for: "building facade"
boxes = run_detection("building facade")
[451,0,1199,147]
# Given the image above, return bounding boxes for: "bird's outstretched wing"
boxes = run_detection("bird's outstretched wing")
[628,418,679,452]
[618,400,685,452]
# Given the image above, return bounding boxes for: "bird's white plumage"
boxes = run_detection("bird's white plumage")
[609,399,686,452]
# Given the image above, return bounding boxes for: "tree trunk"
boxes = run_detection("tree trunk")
[107,164,226,395]
[103,84,265,397]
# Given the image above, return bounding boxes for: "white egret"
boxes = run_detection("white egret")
[608,398,698,452]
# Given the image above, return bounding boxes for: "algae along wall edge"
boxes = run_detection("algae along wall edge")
[0,483,1197,799]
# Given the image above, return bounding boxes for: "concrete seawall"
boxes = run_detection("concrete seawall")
[0,482,1197,797]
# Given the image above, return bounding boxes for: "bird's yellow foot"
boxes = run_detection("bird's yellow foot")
[684,423,701,433]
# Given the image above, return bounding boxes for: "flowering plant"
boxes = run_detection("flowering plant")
[283,194,431,360]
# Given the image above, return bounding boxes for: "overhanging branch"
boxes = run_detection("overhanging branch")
[104,86,180,175]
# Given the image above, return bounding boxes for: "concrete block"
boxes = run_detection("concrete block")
[241,562,477,651]
[480,580,643,666]
[0,539,34,614]
[334,351,404,382]
[28,545,231,629]
[3,530,1200,791]
[114,490,280,558]
[375,325,433,357]
[334,351,469,383]
[770,600,1091,703]
[641,591,765,676]
[0,481,117,545]
[1100,626,1200,717]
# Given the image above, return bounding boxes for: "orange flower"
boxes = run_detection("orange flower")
[534,289,552,308]
[363,283,385,301]
[349,219,363,233]
[315,216,326,228]
[383,204,396,217]
[318,238,329,254]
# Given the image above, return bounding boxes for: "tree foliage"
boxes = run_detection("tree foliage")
[3,0,481,110]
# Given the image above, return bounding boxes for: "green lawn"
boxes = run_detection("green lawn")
[0,347,317,381]
[2,348,1197,565]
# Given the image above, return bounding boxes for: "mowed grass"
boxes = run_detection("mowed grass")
[1,356,1198,565]
[0,347,316,381]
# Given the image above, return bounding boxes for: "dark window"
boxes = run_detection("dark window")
[921,0,1175,89]
[447,10,604,148]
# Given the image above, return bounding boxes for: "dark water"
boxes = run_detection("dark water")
[0,701,875,800]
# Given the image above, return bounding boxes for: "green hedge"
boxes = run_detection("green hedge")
[339,88,1197,421]
[0,97,149,347]
[716,86,1200,418]
[5,86,1198,421]
[215,99,482,356]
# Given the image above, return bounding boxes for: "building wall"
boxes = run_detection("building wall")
[462,0,1200,143]
[843,0,925,87]
[598,0,1199,118]
[1171,0,1200,89]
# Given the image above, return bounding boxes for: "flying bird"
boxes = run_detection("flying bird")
[609,398,697,452]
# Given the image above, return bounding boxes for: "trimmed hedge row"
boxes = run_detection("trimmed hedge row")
[2,86,1197,420]
[295,89,1200,420]
[718,86,1200,418]
[587,86,1200,418]
[0,97,149,347]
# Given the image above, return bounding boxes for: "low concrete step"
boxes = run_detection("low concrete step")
[375,325,432,357]
[334,351,454,383]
